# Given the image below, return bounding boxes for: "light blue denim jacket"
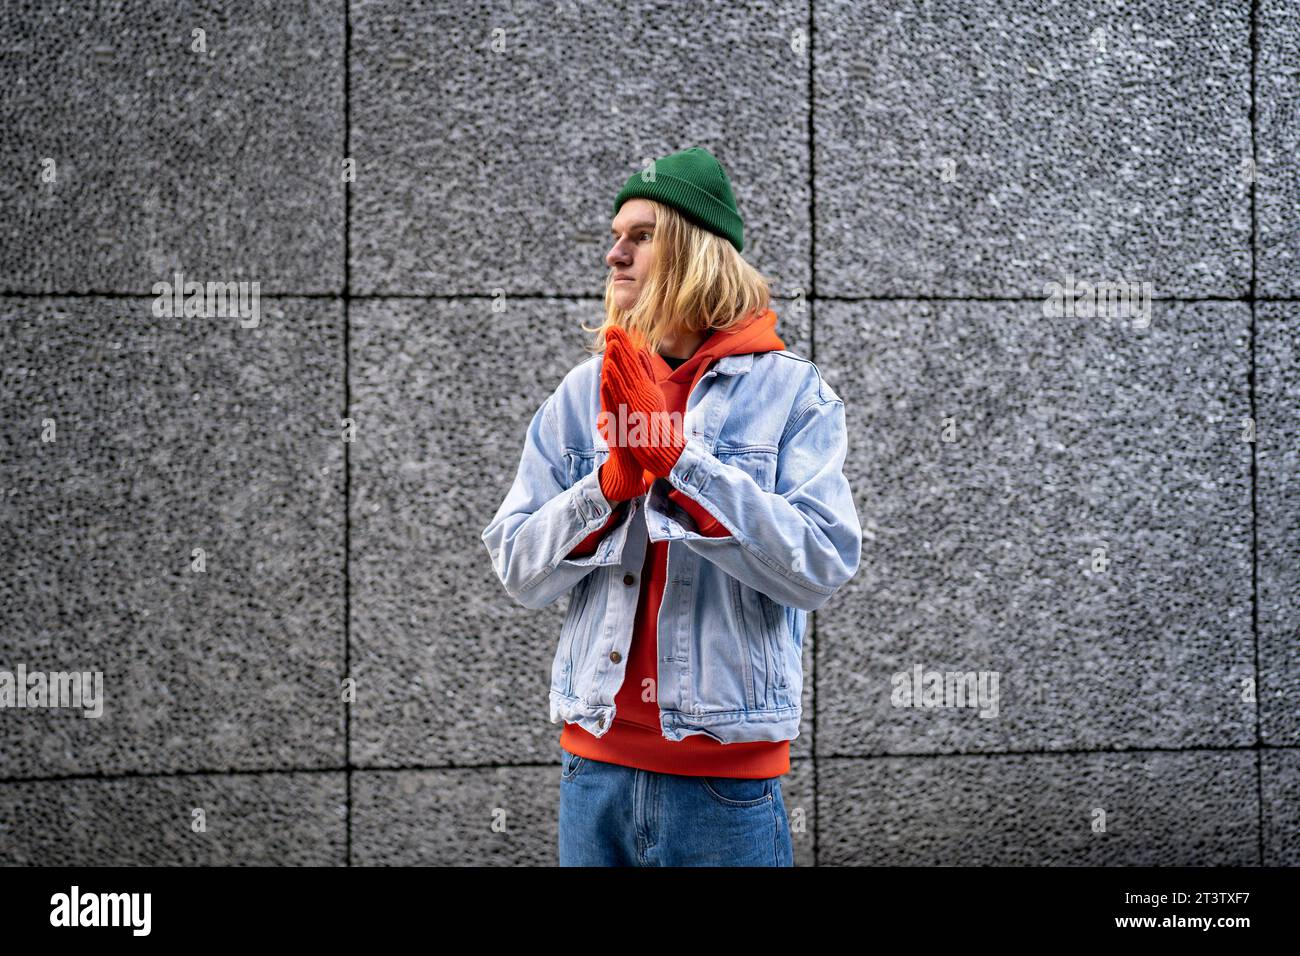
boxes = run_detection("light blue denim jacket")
[481,347,862,744]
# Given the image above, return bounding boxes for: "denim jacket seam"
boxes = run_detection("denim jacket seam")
[563,496,634,567]
[779,396,841,446]
[665,705,802,722]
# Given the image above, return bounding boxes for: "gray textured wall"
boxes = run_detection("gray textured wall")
[0,0,1295,866]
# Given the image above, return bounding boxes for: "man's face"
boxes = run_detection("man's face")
[606,198,656,310]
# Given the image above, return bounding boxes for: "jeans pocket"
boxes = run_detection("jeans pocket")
[697,775,774,808]
[560,748,587,781]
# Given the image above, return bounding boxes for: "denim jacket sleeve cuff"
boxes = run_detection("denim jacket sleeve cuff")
[560,465,633,567]
[665,434,720,504]
[646,436,730,541]
[569,459,613,525]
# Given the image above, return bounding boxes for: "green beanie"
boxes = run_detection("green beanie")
[613,146,744,253]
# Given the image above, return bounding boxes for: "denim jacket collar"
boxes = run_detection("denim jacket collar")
[710,352,755,377]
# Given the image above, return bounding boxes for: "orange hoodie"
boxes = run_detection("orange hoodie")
[560,308,789,777]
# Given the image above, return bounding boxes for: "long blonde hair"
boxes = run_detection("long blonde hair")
[582,199,773,356]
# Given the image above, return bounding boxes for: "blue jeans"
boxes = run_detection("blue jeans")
[558,747,794,866]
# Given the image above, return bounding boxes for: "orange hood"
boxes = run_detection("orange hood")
[649,307,786,393]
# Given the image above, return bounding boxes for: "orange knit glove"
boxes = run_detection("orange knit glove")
[603,327,686,480]
[597,338,649,502]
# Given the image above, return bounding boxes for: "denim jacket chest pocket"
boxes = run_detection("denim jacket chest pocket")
[562,445,607,487]
[713,443,778,493]
[570,444,777,498]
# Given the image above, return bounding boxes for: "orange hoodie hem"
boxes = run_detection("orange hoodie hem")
[561,718,791,778]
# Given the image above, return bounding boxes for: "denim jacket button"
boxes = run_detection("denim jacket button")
[609,650,621,663]
[622,573,635,586]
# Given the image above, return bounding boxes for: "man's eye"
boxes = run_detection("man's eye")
[639,232,652,241]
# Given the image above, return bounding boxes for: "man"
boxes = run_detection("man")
[483,146,861,866]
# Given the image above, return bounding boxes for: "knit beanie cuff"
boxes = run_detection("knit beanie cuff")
[614,164,744,252]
